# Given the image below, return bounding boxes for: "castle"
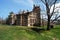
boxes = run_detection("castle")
[6,5,41,26]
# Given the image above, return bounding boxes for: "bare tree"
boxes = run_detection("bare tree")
[34,0,60,30]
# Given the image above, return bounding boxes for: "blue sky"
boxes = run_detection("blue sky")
[0,0,46,19]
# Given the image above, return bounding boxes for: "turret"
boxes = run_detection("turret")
[33,5,40,13]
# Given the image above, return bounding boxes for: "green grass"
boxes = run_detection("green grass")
[0,24,60,40]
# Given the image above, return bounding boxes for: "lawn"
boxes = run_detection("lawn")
[0,24,60,40]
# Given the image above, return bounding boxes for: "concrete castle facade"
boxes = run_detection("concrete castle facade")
[6,5,41,26]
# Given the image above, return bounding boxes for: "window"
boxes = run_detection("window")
[30,24,32,26]
[30,19,32,23]
[30,19,35,23]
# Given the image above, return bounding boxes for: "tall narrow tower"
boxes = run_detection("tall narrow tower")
[33,5,41,26]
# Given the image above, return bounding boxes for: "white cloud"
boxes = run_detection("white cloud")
[50,3,60,19]
[12,0,34,7]
[50,3,60,13]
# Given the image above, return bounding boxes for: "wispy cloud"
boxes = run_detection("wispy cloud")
[12,0,34,7]
[50,3,60,13]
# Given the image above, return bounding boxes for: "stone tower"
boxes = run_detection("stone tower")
[28,5,41,26]
[33,5,41,26]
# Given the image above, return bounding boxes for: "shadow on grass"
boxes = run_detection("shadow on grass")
[31,28,45,33]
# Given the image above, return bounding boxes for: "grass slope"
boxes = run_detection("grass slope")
[0,25,60,40]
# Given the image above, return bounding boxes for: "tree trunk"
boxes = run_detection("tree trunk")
[47,16,50,30]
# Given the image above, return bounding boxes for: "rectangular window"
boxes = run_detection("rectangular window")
[30,19,35,23]
[30,19,32,23]
[30,24,32,26]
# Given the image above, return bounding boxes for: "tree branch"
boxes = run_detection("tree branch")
[50,0,57,18]
[41,0,46,5]
[52,15,60,22]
